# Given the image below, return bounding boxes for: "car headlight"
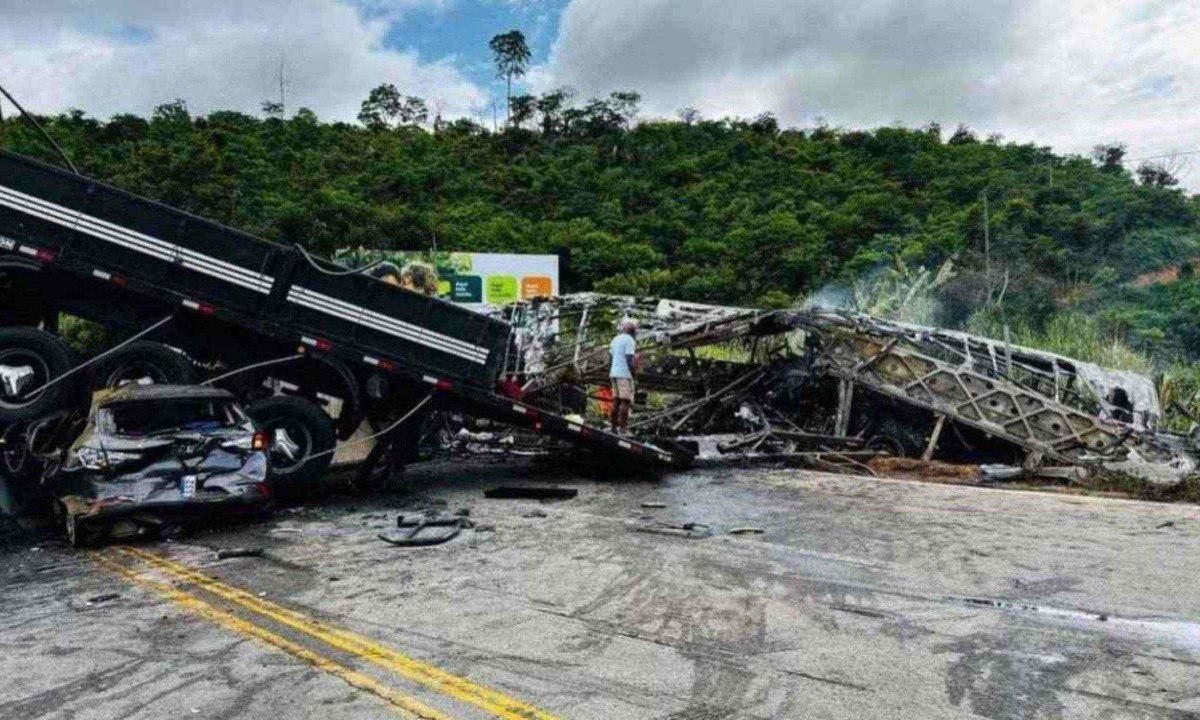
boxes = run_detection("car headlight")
[75,447,142,470]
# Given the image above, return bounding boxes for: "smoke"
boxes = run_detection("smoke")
[800,258,957,327]
[801,283,853,311]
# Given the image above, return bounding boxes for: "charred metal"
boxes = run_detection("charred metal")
[498,293,1197,483]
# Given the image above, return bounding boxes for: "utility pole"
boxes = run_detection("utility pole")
[276,54,288,116]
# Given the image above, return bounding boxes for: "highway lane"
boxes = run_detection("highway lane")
[2,460,1199,718]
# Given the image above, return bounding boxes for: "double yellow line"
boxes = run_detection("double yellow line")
[101,546,560,720]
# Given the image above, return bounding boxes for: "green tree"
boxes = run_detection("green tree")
[489,30,531,127]
[509,94,536,129]
[536,88,571,135]
[358,84,402,129]
[357,85,427,129]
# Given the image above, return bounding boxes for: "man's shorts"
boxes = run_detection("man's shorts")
[611,377,635,401]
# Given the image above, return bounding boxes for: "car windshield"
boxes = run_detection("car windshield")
[99,399,247,436]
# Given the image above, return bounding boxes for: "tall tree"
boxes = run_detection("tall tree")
[489,30,531,127]
[358,83,403,129]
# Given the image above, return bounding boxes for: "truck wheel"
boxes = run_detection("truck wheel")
[93,341,197,389]
[0,327,77,424]
[246,395,336,491]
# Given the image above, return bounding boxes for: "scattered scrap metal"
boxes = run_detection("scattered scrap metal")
[495,293,1196,484]
[378,513,471,547]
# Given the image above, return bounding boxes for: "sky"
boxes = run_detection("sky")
[2,0,1198,189]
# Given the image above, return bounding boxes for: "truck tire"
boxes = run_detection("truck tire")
[246,395,336,491]
[0,327,77,424]
[93,341,197,389]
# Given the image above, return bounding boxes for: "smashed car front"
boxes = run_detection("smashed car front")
[50,397,271,522]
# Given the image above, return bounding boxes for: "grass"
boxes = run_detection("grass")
[967,311,1154,374]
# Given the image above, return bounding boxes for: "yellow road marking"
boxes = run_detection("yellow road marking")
[94,553,452,720]
[117,546,560,720]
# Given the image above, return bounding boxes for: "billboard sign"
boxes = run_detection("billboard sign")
[334,249,559,309]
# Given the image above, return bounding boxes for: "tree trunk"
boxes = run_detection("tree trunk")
[505,74,512,127]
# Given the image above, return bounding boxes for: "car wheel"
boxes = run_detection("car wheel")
[1,423,40,483]
[0,327,77,424]
[93,341,197,389]
[246,395,336,492]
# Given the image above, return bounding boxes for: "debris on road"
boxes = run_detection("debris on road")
[632,521,713,539]
[728,527,766,536]
[378,513,470,547]
[868,457,981,483]
[215,548,265,560]
[86,592,120,604]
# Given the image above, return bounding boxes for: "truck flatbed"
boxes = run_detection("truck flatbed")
[0,150,692,470]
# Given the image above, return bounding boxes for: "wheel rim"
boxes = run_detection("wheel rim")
[2,429,30,475]
[105,360,173,388]
[266,421,313,474]
[0,349,51,409]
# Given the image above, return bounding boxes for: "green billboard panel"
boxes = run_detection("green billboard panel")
[450,275,483,303]
[485,275,518,304]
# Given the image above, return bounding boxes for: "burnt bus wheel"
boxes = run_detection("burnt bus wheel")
[866,416,928,458]
[0,327,77,424]
[246,395,336,490]
[93,341,197,389]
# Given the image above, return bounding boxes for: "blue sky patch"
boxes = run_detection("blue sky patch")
[379,0,567,91]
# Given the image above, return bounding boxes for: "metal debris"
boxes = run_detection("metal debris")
[632,521,712,539]
[215,548,265,560]
[378,514,470,546]
[495,293,1197,484]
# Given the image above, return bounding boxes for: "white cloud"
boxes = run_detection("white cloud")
[541,0,1200,188]
[0,0,485,122]
[994,1,1200,179]
[543,0,1018,124]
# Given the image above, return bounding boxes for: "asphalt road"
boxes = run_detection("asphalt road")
[2,461,1199,719]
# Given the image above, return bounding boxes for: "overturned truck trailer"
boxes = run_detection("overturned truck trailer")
[504,294,1196,483]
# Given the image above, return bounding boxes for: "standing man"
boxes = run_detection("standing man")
[609,320,638,433]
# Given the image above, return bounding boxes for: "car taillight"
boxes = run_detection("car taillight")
[251,431,269,451]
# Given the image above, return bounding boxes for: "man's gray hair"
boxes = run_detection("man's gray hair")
[620,319,638,333]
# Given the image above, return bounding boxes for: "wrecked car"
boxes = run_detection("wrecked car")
[46,385,271,546]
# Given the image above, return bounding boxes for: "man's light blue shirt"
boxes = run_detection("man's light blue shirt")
[609,333,636,378]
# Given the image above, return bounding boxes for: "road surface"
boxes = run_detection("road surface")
[2,461,1198,719]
